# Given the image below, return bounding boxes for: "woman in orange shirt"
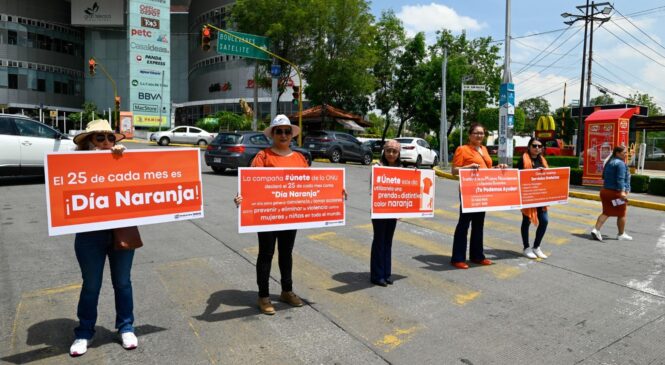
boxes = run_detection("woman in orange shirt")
[450,123,507,269]
[234,115,308,315]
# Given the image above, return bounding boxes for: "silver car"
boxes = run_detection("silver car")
[150,126,214,146]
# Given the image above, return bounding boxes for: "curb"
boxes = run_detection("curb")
[123,139,206,149]
[433,167,665,212]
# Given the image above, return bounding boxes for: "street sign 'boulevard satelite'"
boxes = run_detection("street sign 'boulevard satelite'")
[217,30,270,61]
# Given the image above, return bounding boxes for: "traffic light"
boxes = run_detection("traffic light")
[292,86,300,106]
[201,26,211,51]
[114,96,120,110]
[88,58,96,76]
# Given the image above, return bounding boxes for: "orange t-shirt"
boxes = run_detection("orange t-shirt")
[452,144,493,169]
[251,148,309,168]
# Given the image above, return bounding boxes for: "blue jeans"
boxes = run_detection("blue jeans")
[74,230,135,340]
[452,207,486,263]
[371,219,397,282]
[521,208,549,249]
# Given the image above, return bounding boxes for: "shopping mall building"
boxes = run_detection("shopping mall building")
[0,0,302,131]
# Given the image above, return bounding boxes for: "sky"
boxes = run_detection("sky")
[369,0,665,112]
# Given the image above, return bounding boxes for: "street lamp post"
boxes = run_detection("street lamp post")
[562,2,612,159]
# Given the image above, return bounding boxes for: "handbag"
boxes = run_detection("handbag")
[113,226,143,250]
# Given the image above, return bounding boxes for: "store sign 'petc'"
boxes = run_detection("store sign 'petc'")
[128,0,171,128]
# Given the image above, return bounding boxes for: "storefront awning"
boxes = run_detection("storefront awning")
[337,119,365,132]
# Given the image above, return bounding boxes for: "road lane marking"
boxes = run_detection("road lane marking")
[307,232,482,305]
[374,326,420,352]
[243,246,422,350]
[356,224,524,280]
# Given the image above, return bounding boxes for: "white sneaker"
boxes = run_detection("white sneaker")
[523,247,537,259]
[121,332,138,350]
[591,228,603,241]
[69,338,90,356]
[617,233,633,241]
[533,247,548,259]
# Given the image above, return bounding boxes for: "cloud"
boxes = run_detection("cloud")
[396,2,485,37]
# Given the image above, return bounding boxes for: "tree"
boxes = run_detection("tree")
[67,101,101,126]
[590,94,615,106]
[552,106,575,144]
[623,92,662,116]
[477,107,499,131]
[304,0,377,114]
[232,0,316,106]
[373,10,406,141]
[393,32,429,136]
[517,97,551,133]
[429,30,502,140]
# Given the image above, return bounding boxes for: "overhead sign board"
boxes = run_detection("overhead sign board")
[217,30,270,61]
[128,0,171,128]
[462,84,487,92]
[71,0,124,26]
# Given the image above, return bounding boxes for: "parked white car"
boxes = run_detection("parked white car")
[0,114,76,176]
[395,137,439,167]
[150,126,214,146]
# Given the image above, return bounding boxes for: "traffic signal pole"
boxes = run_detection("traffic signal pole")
[89,57,119,131]
[204,23,305,145]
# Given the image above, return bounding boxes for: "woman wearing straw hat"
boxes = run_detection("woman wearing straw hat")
[234,115,309,315]
[69,120,139,356]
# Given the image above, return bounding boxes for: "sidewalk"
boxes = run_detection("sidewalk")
[433,166,665,212]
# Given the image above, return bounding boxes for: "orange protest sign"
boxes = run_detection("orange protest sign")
[371,166,435,218]
[45,149,203,236]
[459,169,521,213]
[519,167,570,208]
[238,168,345,233]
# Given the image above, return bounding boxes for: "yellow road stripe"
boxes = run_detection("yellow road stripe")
[21,282,81,298]
[307,232,481,305]
[357,224,524,280]
[374,326,420,352]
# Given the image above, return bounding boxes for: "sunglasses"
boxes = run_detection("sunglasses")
[274,128,292,136]
[531,144,542,148]
[384,148,399,154]
[93,134,116,143]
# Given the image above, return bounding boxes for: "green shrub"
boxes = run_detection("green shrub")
[630,174,650,193]
[491,156,520,166]
[195,117,220,132]
[648,177,665,196]
[570,168,583,186]
[544,156,579,168]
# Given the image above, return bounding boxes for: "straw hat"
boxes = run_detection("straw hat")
[263,114,300,138]
[73,119,125,146]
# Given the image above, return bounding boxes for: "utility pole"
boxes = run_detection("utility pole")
[562,2,612,157]
[586,2,595,106]
[498,0,515,167]
[440,48,448,167]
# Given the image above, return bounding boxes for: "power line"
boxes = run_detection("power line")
[517,37,584,85]
[512,60,579,70]
[607,18,665,61]
[611,6,665,53]
[512,38,578,57]
[594,54,665,97]
[515,26,580,75]
[600,26,665,69]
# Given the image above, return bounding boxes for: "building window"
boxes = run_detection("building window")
[37,78,45,92]
[8,31,17,45]
[8,74,18,89]
[54,81,61,94]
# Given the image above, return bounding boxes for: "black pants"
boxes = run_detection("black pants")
[451,207,486,263]
[521,208,549,249]
[370,219,397,282]
[256,230,297,298]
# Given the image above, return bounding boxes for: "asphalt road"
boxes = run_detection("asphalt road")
[1,141,665,364]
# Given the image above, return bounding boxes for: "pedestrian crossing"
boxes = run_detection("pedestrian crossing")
[5,196,610,364]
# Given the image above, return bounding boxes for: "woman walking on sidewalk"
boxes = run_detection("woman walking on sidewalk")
[234,115,309,315]
[591,145,632,241]
[370,139,403,286]
[69,120,138,356]
[518,138,550,259]
[450,123,507,269]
